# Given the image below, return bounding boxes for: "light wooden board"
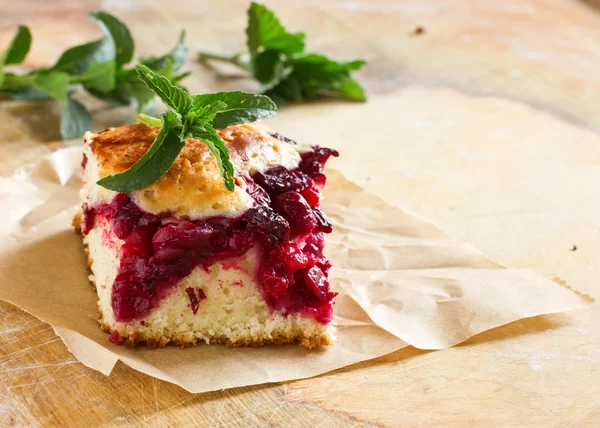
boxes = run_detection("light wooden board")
[1,0,600,426]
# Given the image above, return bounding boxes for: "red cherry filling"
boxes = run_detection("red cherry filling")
[301,182,320,206]
[300,147,339,186]
[294,266,331,302]
[312,207,333,233]
[82,146,338,324]
[244,206,290,244]
[81,203,95,234]
[272,192,316,236]
[254,166,309,196]
[243,177,271,206]
[185,287,207,315]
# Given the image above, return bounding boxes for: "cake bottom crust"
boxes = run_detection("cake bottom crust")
[98,310,333,349]
[74,211,333,349]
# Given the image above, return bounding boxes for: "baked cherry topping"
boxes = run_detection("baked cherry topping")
[244,206,290,244]
[254,166,309,196]
[303,231,325,255]
[300,147,339,175]
[243,177,271,206]
[300,181,320,207]
[272,191,316,236]
[300,147,339,186]
[312,207,333,233]
[82,147,338,324]
[294,265,331,302]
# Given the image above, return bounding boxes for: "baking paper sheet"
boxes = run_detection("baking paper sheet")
[0,147,587,393]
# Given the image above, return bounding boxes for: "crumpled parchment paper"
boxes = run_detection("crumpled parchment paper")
[0,147,587,393]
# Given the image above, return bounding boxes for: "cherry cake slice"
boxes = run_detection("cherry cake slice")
[73,122,338,348]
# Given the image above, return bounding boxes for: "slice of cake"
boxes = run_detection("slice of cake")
[73,121,339,348]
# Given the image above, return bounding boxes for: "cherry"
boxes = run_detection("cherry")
[300,147,339,177]
[272,192,316,235]
[253,166,309,196]
[244,206,290,244]
[312,207,333,233]
[244,177,271,206]
[294,266,330,302]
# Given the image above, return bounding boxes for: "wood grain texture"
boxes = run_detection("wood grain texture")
[1,0,600,426]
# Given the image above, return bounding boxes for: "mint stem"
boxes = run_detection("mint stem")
[137,113,162,127]
[197,51,250,72]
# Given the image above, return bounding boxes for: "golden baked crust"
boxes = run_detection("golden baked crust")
[72,209,82,231]
[86,122,304,218]
[98,315,332,349]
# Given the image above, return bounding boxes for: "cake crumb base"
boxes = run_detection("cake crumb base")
[75,211,333,350]
[98,316,332,349]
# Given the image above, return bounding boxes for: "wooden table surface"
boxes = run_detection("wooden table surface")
[2,0,600,426]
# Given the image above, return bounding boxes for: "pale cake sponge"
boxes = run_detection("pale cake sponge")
[76,122,337,348]
[81,216,333,348]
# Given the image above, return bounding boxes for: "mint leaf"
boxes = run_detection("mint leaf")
[32,71,69,100]
[190,91,277,129]
[0,72,35,91]
[89,68,151,109]
[251,50,290,89]
[97,112,185,192]
[52,39,113,74]
[171,71,191,85]
[141,30,187,72]
[81,20,189,118]
[190,124,235,191]
[86,86,129,106]
[292,53,366,74]
[61,97,92,139]
[89,11,134,67]
[135,64,191,114]
[128,80,156,113]
[134,56,178,113]
[0,25,32,87]
[166,30,188,71]
[265,74,302,104]
[10,86,49,100]
[329,77,366,102]
[289,53,367,101]
[246,2,304,56]
[2,25,32,66]
[73,60,116,92]
[186,100,227,125]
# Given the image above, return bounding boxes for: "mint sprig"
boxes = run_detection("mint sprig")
[198,2,367,106]
[0,11,189,140]
[97,65,278,193]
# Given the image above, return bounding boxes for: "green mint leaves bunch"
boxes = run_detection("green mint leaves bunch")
[0,11,189,140]
[198,2,367,106]
[97,65,277,193]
